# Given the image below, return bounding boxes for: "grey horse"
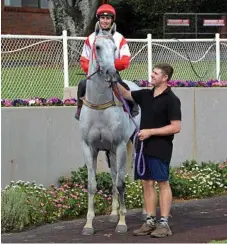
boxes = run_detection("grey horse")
[78,25,141,235]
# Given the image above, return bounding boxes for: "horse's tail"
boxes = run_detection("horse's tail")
[105,150,111,168]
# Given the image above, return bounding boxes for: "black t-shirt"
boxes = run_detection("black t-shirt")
[131,87,181,163]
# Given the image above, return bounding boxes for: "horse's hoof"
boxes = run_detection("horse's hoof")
[108,215,118,223]
[82,227,94,235]
[115,225,127,233]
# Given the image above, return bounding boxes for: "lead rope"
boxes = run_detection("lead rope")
[115,84,145,176]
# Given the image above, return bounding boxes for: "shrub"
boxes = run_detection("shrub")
[58,165,113,194]
[125,175,143,209]
[170,160,227,198]
[3,181,58,226]
[1,187,30,233]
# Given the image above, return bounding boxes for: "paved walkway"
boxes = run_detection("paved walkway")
[2,196,227,243]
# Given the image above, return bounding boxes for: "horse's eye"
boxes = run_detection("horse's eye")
[96,45,100,50]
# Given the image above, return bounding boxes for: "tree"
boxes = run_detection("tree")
[48,0,100,36]
[113,0,227,38]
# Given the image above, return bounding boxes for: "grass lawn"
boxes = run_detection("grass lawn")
[1,61,227,99]
[210,240,227,243]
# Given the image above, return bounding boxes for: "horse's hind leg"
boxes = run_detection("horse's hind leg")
[81,142,98,235]
[115,142,127,233]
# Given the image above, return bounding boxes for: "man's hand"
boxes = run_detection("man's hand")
[138,121,181,141]
[138,129,153,141]
[114,83,133,101]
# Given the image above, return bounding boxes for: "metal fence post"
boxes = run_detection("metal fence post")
[215,33,220,81]
[147,33,152,82]
[62,30,69,88]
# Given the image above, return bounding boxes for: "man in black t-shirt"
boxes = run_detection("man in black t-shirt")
[115,63,181,238]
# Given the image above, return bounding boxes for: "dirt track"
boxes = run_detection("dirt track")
[2,195,227,243]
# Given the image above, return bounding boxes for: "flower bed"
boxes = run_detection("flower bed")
[138,79,227,87]
[1,97,77,107]
[1,80,227,107]
[1,160,227,233]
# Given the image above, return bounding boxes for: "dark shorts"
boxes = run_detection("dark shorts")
[134,154,170,181]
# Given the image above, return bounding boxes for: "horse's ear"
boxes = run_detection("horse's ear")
[95,21,101,35]
[110,23,116,35]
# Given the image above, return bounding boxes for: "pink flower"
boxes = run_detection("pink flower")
[70,193,78,199]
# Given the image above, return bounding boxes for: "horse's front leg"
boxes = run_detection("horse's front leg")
[107,152,119,223]
[115,142,127,233]
[81,141,98,235]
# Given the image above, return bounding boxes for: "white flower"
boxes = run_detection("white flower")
[29,99,36,105]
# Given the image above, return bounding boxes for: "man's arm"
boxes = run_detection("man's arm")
[138,121,181,141]
[151,120,181,135]
[138,96,182,141]
[114,83,134,102]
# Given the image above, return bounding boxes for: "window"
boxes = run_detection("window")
[40,0,48,8]
[22,0,39,8]
[4,0,21,7]
[4,0,48,9]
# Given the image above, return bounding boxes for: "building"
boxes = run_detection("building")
[1,0,55,35]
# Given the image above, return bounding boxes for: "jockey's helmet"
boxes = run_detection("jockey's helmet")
[96,4,116,20]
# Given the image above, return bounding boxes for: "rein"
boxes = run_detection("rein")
[83,33,145,176]
[114,84,145,177]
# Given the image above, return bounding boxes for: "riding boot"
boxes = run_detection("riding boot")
[130,102,139,117]
[75,79,87,120]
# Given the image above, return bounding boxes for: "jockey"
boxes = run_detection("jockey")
[75,3,139,120]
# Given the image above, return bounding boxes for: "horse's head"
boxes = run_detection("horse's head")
[92,29,118,83]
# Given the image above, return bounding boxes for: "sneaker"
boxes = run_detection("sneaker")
[150,223,172,238]
[133,223,156,236]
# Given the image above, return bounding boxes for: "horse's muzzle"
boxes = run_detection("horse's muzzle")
[105,74,118,83]
[104,69,117,83]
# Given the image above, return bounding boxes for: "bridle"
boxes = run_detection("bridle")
[82,34,123,110]
[82,34,146,177]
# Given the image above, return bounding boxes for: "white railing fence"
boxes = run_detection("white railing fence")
[1,31,226,99]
